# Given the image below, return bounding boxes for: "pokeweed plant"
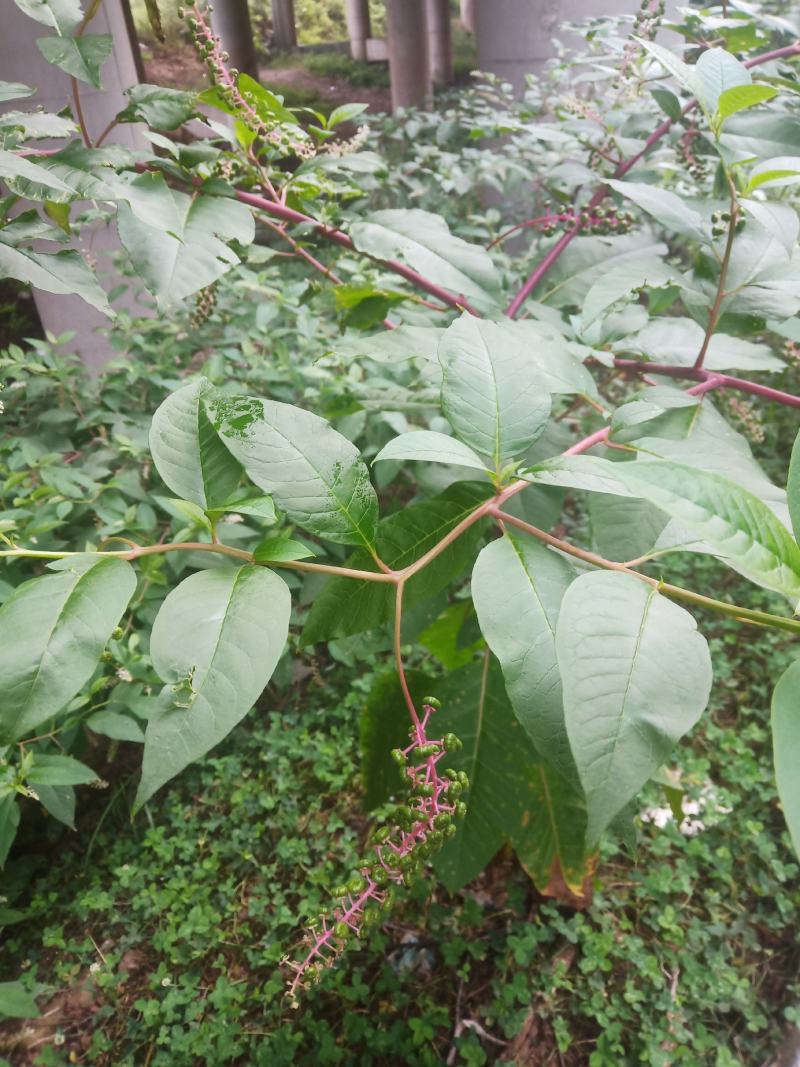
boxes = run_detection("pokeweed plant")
[2,0,800,1000]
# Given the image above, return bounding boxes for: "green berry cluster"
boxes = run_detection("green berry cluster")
[711,209,744,238]
[286,700,468,998]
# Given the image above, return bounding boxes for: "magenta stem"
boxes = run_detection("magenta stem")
[504,40,800,318]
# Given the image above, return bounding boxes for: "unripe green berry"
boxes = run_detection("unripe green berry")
[334,922,349,940]
[442,733,462,752]
[433,813,451,829]
[391,748,407,765]
[332,883,348,898]
[422,696,441,708]
[373,825,391,843]
[455,801,468,819]
[347,876,365,894]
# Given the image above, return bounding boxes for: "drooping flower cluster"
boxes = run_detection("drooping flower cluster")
[285,699,467,1002]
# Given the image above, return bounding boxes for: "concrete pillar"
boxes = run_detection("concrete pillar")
[0,0,150,371]
[210,0,259,79]
[474,0,679,95]
[271,0,297,51]
[460,0,476,34]
[426,0,453,86]
[387,0,431,112]
[345,0,372,62]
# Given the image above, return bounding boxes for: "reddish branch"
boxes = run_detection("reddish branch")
[234,190,480,316]
[613,360,800,409]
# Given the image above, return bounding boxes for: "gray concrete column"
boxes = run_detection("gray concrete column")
[426,0,453,86]
[475,0,679,95]
[345,0,372,61]
[0,0,150,370]
[210,0,259,79]
[271,0,297,51]
[387,0,431,112]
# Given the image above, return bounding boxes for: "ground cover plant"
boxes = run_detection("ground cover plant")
[1,0,800,1055]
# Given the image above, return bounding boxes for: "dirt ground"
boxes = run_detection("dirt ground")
[143,44,393,115]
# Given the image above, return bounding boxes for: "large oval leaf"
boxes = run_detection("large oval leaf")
[208,393,379,549]
[350,209,501,312]
[134,566,290,810]
[535,455,800,600]
[0,556,136,745]
[432,660,588,895]
[149,379,243,510]
[439,313,551,469]
[472,531,576,779]
[771,659,800,859]
[556,571,712,843]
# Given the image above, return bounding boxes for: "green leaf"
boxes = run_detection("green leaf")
[0,110,75,139]
[86,709,146,743]
[617,316,784,372]
[329,324,444,365]
[118,84,196,128]
[0,980,39,1019]
[439,313,551,469]
[301,484,489,645]
[472,531,576,779]
[695,47,751,118]
[0,556,136,745]
[26,753,97,786]
[37,34,113,89]
[373,431,489,473]
[253,533,315,563]
[0,239,111,316]
[149,380,243,511]
[135,566,290,810]
[117,184,255,304]
[209,393,379,549]
[589,493,668,563]
[328,102,368,127]
[745,156,800,194]
[541,233,668,308]
[788,429,800,545]
[610,387,700,444]
[741,200,798,256]
[360,669,435,811]
[771,659,800,858]
[14,0,82,34]
[716,83,777,123]
[0,81,36,103]
[0,796,20,869]
[557,571,712,842]
[35,784,75,828]
[210,495,276,522]
[237,74,299,126]
[534,456,800,600]
[636,39,698,97]
[350,209,501,312]
[432,660,588,894]
[606,180,708,243]
[651,86,682,121]
[581,255,677,326]
[0,148,77,197]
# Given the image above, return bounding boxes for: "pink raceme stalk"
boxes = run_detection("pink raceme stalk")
[286,701,467,1000]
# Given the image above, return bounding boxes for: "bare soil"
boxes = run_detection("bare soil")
[142,43,392,115]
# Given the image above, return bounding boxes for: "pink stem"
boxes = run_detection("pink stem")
[234,189,480,315]
[505,40,800,318]
[613,359,800,409]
